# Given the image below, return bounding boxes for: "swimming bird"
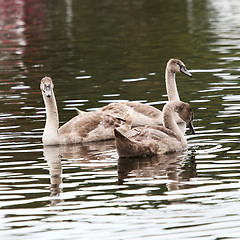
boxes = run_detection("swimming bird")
[40,77,132,145]
[114,100,195,158]
[76,59,192,127]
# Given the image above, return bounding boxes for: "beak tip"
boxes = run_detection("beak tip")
[188,121,195,134]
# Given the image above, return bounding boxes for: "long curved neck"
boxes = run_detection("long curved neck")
[163,104,185,143]
[165,69,180,101]
[42,91,59,145]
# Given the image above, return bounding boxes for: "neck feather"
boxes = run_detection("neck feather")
[165,69,180,101]
[42,91,59,145]
[163,104,185,143]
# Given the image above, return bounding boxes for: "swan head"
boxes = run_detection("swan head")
[168,59,192,77]
[40,77,54,98]
[175,101,195,134]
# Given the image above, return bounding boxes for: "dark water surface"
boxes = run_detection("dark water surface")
[1,0,240,239]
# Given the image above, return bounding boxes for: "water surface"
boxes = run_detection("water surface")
[1,0,240,239]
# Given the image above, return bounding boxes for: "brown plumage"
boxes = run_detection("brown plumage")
[114,101,195,158]
[76,59,192,127]
[40,77,132,145]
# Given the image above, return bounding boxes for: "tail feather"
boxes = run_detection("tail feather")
[114,128,153,158]
[114,128,135,158]
[114,129,131,143]
[75,107,85,115]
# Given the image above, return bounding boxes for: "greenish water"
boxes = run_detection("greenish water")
[1,0,240,239]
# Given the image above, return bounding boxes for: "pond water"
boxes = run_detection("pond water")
[1,0,240,239]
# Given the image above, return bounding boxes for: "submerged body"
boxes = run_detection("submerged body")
[114,101,195,158]
[41,77,132,145]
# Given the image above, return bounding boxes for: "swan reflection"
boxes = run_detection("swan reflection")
[43,141,197,204]
[43,141,116,184]
[43,146,63,206]
[118,151,197,191]
[60,141,114,158]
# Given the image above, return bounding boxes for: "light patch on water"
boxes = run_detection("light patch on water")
[75,76,91,80]
[122,77,147,82]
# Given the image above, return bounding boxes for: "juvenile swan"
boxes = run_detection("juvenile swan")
[77,59,192,127]
[40,77,132,145]
[114,100,195,158]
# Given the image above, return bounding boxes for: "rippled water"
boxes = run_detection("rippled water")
[1,0,240,239]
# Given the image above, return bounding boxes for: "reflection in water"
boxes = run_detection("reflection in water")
[43,146,63,206]
[43,141,117,196]
[43,143,197,200]
[58,140,116,162]
[0,0,25,71]
[2,0,240,239]
[118,151,197,191]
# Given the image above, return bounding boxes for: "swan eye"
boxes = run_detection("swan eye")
[176,63,183,69]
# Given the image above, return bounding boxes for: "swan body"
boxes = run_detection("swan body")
[76,59,192,127]
[76,102,162,126]
[41,77,132,145]
[114,100,195,158]
[99,101,162,126]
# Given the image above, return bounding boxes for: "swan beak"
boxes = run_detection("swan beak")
[45,84,52,98]
[188,120,195,134]
[180,66,192,77]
